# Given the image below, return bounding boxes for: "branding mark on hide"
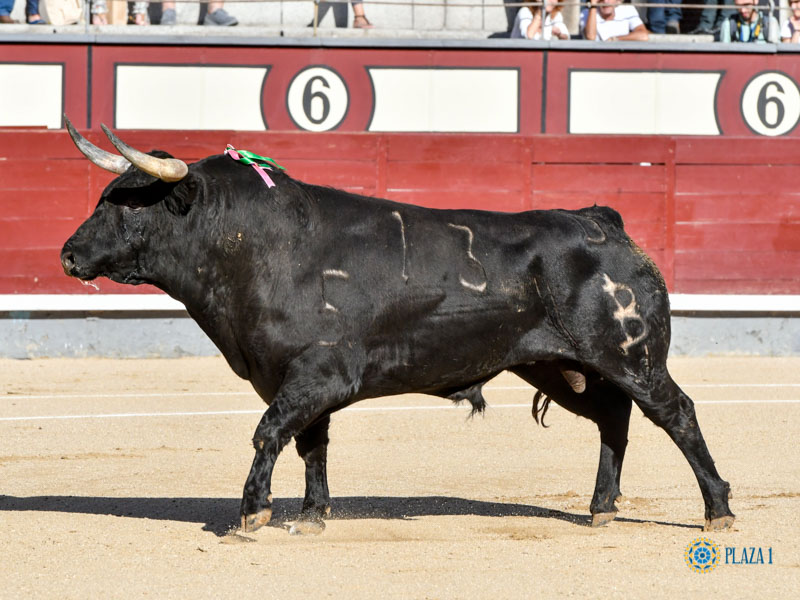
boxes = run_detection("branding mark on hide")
[448,223,488,293]
[391,211,409,282]
[601,273,647,354]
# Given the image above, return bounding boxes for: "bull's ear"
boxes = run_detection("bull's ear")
[164,174,199,215]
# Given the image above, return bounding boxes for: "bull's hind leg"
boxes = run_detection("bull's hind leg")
[289,416,332,535]
[512,362,632,527]
[616,368,734,531]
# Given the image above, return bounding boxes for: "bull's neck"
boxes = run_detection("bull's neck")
[143,230,230,316]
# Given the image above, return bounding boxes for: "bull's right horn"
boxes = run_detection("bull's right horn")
[65,115,131,174]
[101,124,188,183]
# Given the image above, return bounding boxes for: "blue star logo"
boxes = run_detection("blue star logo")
[685,537,720,573]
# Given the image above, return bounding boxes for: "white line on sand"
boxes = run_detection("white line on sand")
[0,399,798,422]
[5,383,800,402]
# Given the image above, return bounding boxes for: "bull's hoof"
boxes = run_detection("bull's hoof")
[289,519,326,536]
[591,511,617,528]
[703,515,735,532]
[241,508,272,533]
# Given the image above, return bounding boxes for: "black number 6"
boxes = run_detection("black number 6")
[302,76,331,125]
[756,81,785,129]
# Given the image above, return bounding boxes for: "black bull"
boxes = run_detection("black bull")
[60,122,734,534]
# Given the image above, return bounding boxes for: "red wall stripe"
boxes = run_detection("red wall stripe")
[2,130,798,296]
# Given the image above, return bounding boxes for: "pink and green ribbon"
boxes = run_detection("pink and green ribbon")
[225,144,286,188]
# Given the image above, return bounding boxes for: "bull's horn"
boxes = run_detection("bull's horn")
[101,124,188,183]
[65,115,131,174]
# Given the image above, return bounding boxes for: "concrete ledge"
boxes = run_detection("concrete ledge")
[2,294,799,358]
[0,25,744,51]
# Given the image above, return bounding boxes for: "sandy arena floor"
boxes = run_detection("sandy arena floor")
[0,356,798,598]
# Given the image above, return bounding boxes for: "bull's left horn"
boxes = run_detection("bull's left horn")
[65,116,131,174]
[101,124,188,183]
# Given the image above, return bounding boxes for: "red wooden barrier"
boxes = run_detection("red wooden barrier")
[1,130,798,295]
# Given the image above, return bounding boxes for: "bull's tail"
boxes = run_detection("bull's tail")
[532,390,552,427]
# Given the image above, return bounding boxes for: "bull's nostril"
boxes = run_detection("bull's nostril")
[61,251,76,273]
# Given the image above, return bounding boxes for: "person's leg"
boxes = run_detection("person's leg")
[714,0,736,29]
[352,1,373,28]
[25,0,44,23]
[130,1,149,25]
[648,4,667,33]
[666,0,682,32]
[91,0,109,25]
[719,14,733,41]
[204,1,237,26]
[0,0,15,19]
[160,0,176,25]
[694,0,718,31]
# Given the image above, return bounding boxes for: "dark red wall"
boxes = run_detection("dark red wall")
[2,129,799,295]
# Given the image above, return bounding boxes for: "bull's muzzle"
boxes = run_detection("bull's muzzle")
[60,245,82,278]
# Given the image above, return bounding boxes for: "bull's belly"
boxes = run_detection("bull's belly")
[357,329,536,398]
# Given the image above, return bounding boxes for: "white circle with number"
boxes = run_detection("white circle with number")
[741,71,800,136]
[286,67,349,132]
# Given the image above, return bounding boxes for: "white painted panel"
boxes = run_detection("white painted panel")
[368,68,518,132]
[569,72,721,135]
[116,66,268,131]
[3,294,797,313]
[0,64,63,129]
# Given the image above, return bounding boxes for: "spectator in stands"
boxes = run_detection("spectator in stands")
[26,0,45,23]
[0,0,16,23]
[91,0,149,24]
[139,2,234,27]
[782,0,800,42]
[720,0,778,42]
[312,1,373,29]
[689,0,735,34]
[511,0,569,40]
[157,2,238,26]
[351,1,373,28]
[581,0,650,41]
[647,0,681,33]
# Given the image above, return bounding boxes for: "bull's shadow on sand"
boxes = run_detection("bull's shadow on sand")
[0,495,698,535]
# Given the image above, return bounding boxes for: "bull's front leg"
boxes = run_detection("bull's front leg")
[240,349,362,534]
[288,415,332,535]
[240,407,284,532]
[241,394,327,533]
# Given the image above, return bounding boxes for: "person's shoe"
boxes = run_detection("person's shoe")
[688,25,712,34]
[160,8,177,25]
[0,14,18,23]
[353,15,374,29]
[203,8,237,26]
[129,12,148,25]
[666,20,680,34]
